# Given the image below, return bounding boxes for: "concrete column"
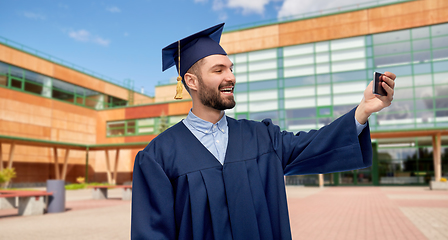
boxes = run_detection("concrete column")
[85,147,89,183]
[53,147,60,180]
[61,149,70,180]
[0,142,3,171]
[105,150,112,185]
[113,149,120,185]
[3,143,16,188]
[8,143,15,169]
[432,133,442,182]
[319,174,324,188]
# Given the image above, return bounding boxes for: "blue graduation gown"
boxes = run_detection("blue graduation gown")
[131,107,372,240]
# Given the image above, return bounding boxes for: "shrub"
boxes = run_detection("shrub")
[0,168,17,188]
[65,183,87,190]
[64,182,112,190]
[76,176,85,184]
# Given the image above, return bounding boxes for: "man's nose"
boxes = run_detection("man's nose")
[226,70,236,84]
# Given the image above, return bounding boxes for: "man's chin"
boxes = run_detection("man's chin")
[223,106,235,111]
[224,98,236,109]
[219,96,235,109]
[214,101,236,111]
[224,102,236,110]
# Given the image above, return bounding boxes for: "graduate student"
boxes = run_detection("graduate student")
[131,23,396,240]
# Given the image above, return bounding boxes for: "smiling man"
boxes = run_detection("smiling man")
[131,23,396,240]
[186,55,236,122]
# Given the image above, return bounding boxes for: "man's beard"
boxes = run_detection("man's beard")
[197,75,236,111]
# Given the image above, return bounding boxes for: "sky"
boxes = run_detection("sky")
[0,0,376,96]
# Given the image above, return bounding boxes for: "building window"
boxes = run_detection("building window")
[107,121,126,136]
[106,115,187,137]
[0,61,127,109]
[227,23,448,133]
[108,96,128,108]
[137,118,155,134]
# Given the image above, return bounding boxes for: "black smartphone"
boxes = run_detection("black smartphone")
[373,72,387,96]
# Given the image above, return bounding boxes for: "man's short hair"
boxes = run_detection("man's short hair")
[183,58,204,93]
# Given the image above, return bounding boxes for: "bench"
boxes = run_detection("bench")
[0,190,53,216]
[88,185,132,200]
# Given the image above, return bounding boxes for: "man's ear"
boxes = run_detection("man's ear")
[184,73,198,91]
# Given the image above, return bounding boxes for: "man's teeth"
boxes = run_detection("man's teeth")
[221,87,233,92]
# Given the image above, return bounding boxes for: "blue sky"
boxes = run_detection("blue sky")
[0,0,369,96]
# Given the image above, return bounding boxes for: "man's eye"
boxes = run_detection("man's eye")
[215,70,222,73]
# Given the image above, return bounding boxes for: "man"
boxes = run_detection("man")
[131,23,395,240]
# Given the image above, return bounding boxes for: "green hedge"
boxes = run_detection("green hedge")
[64,182,112,190]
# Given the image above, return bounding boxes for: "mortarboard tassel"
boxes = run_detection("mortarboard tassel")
[174,40,183,99]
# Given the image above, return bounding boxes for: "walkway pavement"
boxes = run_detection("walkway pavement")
[0,188,131,240]
[0,186,446,239]
[287,186,448,240]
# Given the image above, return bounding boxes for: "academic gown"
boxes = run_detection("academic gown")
[131,107,372,240]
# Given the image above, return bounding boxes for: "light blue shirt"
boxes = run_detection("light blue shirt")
[183,110,229,165]
[183,110,366,165]
[355,118,367,135]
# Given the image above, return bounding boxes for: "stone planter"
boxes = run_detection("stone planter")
[430,181,448,190]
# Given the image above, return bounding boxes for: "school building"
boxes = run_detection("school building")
[0,40,193,186]
[0,0,447,186]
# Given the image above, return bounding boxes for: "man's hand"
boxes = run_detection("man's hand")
[355,71,396,124]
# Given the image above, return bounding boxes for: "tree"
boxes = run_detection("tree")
[158,112,169,134]
[0,168,17,188]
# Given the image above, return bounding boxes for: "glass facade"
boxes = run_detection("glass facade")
[226,23,448,131]
[377,138,448,185]
[107,115,187,137]
[0,61,127,109]
[226,23,448,185]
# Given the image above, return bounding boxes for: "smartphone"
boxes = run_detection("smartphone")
[373,72,387,96]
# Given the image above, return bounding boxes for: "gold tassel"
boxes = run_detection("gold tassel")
[174,40,183,99]
[174,76,183,99]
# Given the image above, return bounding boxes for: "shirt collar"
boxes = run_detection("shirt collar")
[185,110,228,134]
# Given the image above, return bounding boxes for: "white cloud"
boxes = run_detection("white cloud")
[23,11,46,20]
[68,29,110,46]
[227,0,272,15]
[277,0,372,19]
[106,6,121,13]
[196,0,276,17]
[69,29,90,42]
[93,37,110,46]
[194,0,370,19]
[212,0,226,11]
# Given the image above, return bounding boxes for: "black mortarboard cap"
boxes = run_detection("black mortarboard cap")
[162,23,227,78]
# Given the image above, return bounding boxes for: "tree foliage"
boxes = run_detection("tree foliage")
[0,168,17,188]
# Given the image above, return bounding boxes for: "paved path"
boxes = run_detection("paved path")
[0,186,447,239]
[0,188,130,240]
[287,186,448,240]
